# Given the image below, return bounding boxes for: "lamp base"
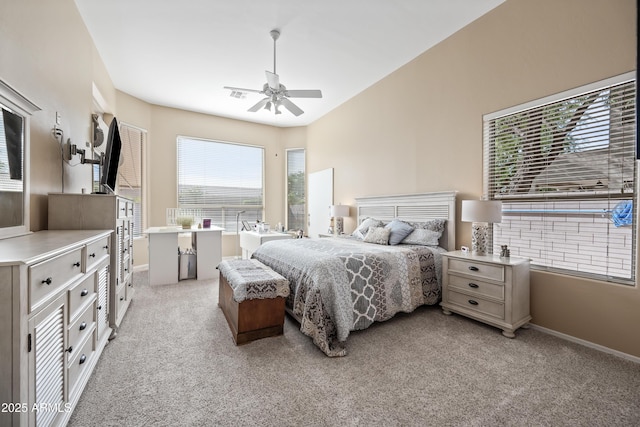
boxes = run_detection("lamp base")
[335,217,344,235]
[471,222,491,255]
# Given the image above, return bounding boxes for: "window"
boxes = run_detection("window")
[484,73,636,284]
[286,148,305,231]
[177,137,264,232]
[118,123,146,237]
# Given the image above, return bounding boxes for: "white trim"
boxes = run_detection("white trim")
[133,264,148,273]
[484,71,636,121]
[530,324,640,364]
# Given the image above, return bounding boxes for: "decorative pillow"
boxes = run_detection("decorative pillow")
[402,228,442,246]
[363,226,390,245]
[384,219,414,245]
[352,217,384,239]
[403,219,446,246]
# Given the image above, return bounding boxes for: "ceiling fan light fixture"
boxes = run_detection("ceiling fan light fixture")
[224,29,322,117]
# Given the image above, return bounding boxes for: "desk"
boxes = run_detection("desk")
[240,231,293,259]
[145,226,224,285]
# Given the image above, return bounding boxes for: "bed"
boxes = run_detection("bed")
[251,191,457,356]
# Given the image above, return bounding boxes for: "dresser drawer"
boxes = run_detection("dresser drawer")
[448,274,504,301]
[68,302,96,361]
[86,236,110,271]
[448,258,505,282]
[117,198,130,219]
[29,247,84,313]
[69,273,96,319]
[448,290,504,320]
[68,330,95,398]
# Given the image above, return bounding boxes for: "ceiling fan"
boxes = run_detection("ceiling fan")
[224,29,322,116]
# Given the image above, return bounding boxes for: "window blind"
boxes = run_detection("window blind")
[177,137,264,232]
[286,149,305,231]
[483,74,636,284]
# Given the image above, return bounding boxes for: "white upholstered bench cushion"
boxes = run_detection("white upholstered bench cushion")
[218,259,290,302]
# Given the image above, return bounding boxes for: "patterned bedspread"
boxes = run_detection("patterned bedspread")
[251,237,445,356]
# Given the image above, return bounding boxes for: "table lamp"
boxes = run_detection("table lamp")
[461,200,502,255]
[330,205,349,235]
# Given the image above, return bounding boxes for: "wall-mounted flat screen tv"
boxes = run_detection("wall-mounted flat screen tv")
[100,117,122,194]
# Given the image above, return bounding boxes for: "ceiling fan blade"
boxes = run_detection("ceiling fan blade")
[247,98,270,112]
[285,89,323,98]
[223,86,263,94]
[265,71,279,90]
[279,98,304,116]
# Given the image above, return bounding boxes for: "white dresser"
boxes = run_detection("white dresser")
[0,230,112,427]
[239,231,293,259]
[441,250,531,338]
[48,193,135,336]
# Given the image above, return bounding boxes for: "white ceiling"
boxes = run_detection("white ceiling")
[75,0,504,128]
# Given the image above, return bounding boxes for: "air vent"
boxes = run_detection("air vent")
[229,91,246,99]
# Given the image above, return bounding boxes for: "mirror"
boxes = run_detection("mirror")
[0,106,24,227]
[0,79,39,239]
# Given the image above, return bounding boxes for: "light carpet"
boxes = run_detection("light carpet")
[68,271,640,426]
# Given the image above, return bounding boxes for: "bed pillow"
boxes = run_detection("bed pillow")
[363,226,390,245]
[352,217,384,239]
[384,219,414,245]
[403,219,446,246]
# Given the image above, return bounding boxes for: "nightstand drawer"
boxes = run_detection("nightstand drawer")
[448,258,504,282]
[448,290,504,320]
[448,274,504,301]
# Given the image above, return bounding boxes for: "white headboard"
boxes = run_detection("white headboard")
[354,191,457,251]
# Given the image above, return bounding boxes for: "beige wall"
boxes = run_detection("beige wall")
[306,0,639,357]
[143,105,306,257]
[0,0,117,230]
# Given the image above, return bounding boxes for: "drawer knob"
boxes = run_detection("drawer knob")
[468,266,479,271]
[468,283,479,288]
[120,296,125,301]
[79,354,87,365]
[103,245,109,250]
[79,322,87,331]
[80,289,89,297]
[97,305,102,310]
[73,261,81,268]
[66,346,73,353]
[468,300,479,306]
[41,277,52,285]
[89,253,96,258]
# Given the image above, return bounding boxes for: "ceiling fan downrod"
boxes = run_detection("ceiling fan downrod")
[270,29,280,75]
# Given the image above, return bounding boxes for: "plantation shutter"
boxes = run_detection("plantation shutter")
[483,74,636,284]
[177,137,264,231]
[117,123,144,236]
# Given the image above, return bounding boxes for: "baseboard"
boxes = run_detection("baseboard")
[530,324,640,364]
[133,264,148,273]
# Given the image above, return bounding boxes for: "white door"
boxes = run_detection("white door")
[307,168,333,238]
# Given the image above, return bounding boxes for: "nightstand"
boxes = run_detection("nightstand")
[441,250,531,338]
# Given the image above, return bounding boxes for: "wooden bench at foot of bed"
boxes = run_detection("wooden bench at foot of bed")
[217,259,289,345]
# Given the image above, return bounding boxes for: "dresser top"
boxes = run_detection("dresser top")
[443,250,530,266]
[0,230,112,266]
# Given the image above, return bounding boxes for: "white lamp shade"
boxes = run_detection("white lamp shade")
[461,200,502,223]
[330,205,349,217]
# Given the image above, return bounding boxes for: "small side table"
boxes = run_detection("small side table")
[240,231,292,259]
[440,250,531,338]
